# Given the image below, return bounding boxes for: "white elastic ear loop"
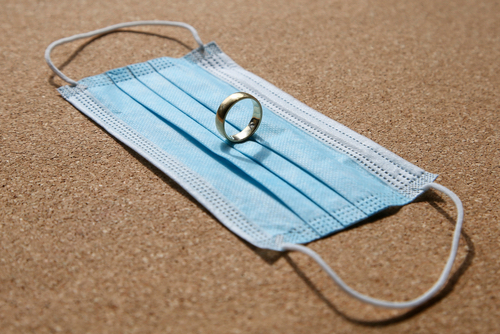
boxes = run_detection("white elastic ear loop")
[282,183,464,309]
[44,20,204,86]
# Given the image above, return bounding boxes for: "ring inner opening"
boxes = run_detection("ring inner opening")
[225,98,256,138]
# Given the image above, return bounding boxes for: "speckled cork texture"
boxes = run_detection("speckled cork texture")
[1,0,499,333]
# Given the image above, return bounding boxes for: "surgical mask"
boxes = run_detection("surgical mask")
[45,21,464,309]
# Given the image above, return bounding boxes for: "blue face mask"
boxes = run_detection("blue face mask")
[46,21,464,309]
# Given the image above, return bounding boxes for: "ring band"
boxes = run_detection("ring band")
[215,92,263,143]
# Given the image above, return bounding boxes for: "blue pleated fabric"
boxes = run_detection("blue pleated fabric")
[58,42,437,250]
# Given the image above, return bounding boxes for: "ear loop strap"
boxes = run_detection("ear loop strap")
[282,183,464,309]
[45,20,204,86]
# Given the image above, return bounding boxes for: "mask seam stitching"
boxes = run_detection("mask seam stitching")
[106,68,136,83]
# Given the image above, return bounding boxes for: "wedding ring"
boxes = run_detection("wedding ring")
[215,92,263,143]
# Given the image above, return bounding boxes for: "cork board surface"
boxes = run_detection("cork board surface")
[1,0,499,333]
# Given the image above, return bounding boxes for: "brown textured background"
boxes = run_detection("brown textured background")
[1,0,499,333]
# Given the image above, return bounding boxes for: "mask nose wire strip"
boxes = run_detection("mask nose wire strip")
[282,182,464,309]
[44,20,204,86]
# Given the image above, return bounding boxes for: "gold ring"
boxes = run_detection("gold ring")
[215,92,263,143]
